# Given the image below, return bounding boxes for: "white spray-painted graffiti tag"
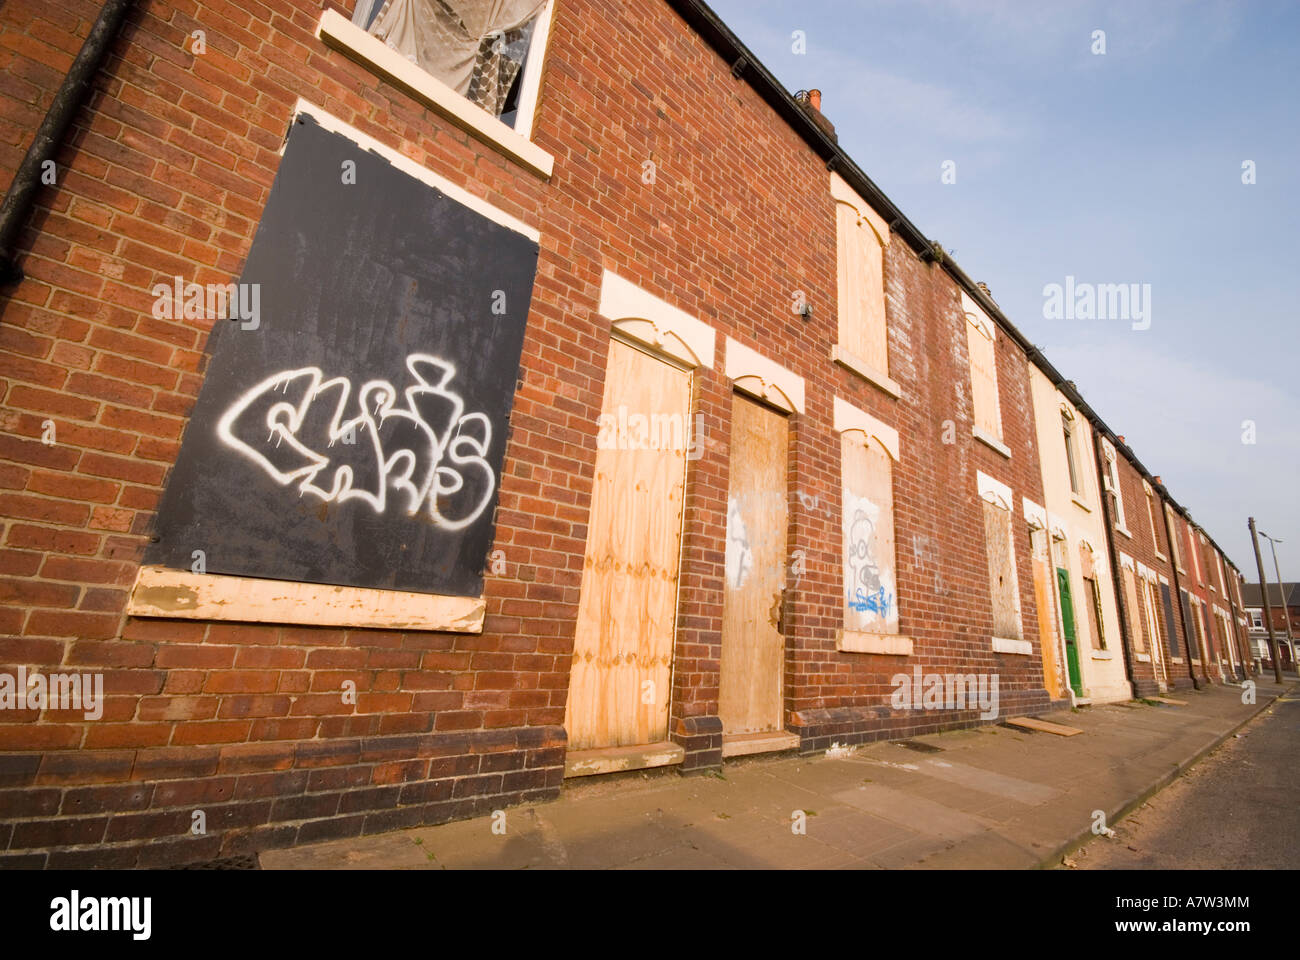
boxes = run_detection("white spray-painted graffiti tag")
[216,353,495,530]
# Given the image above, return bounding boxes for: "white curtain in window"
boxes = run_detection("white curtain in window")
[367,0,545,109]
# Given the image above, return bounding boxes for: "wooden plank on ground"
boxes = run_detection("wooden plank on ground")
[1004,716,1083,737]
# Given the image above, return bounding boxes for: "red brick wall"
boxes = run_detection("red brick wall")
[2,0,1048,866]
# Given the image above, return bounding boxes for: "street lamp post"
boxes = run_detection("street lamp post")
[1249,518,1284,684]
[1259,531,1295,672]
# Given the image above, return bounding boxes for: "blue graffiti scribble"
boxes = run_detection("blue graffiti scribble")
[848,586,893,618]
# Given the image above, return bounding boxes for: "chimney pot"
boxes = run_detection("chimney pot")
[808,89,822,112]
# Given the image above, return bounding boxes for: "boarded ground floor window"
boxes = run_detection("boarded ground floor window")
[1122,568,1146,653]
[1141,577,1167,656]
[1180,589,1200,661]
[841,432,898,634]
[143,114,536,599]
[1084,575,1107,651]
[982,498,1022,640]
[1160,582,1180,658]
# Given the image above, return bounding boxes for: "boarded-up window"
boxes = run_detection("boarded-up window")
[1189,529,1203,582]
[1180,589,1199,661]
[1122,568,1146,653]
[1141,576,1165,654]
[1084,576,1106,651]
[143,115,536,600]
[1165,506,1183,569]
[1144,486,1165,555]
[835,198,889,376]
[1160,582,1180,658]
[841,432,898,634]
[982,498,1021,639]
[965,297,1003,442]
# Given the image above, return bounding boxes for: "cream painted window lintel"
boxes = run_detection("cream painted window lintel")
[725,337,805,413]
[829,172,891,246]
[976,471,1013,511]
[599,270,716,369]
[316,9,555,179]
[127,565,485,633]
[1023,498,1048,530]
[833,396,899,461]
[838,631,913,655]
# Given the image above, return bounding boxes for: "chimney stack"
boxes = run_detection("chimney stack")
[794,89,836,141]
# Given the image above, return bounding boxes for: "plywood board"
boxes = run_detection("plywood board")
[718,394,788,736]
[1004,716,1083,737]
[563,339,691,751]
[842,434,898,635]
[982,500,1021,640]
[1031,552,1062,699]
[127,564,484,632]
[142,115,536,598]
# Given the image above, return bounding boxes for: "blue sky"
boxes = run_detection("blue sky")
[707,0,1300,580]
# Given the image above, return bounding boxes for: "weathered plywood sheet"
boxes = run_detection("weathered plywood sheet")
[127,565,484,632]
[564,339,690,751]
[836,202,888,374]
[842,433,898,635]
[143,115,536,598]
[718,394,789,736]
[1004,716,1082,737]
[982,500,1021,640]
[1031,551,1062,699]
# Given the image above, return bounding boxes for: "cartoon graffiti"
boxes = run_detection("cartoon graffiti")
[215,353,495,530]
[844,490,896,626]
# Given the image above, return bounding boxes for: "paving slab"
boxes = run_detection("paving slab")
[260,679,1292,870]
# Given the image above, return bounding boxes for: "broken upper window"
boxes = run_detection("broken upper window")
[353,0,548,128]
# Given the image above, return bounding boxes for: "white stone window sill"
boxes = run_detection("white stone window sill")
[1114,525,1133,540]
[317,9,555,179]
[973,426,1011,459]
[992,636,1031,655]
[1091,650,1114,660]
[839,630,912,655]
[1136,653,1151,662]
[1070,493,1090,512]
[832,344,902,399]
[1155,551,1168,562]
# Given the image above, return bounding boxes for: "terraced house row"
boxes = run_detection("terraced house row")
[0,0,1257,867]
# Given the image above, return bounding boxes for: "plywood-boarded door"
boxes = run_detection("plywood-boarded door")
[565,338,691,751]
[719,393,789,737]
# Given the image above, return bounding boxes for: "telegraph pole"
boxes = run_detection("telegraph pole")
[1249,518,1284,684]
[1259,531,1295,671]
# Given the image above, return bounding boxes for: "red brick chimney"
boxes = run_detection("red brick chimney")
[795,88,836,141]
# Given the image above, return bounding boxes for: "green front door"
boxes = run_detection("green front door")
[1057,567,1084,697]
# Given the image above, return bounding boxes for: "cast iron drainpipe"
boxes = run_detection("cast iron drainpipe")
[1089,423,1140,700]
[0,0,136,287]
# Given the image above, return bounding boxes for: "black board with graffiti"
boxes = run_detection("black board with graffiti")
[145,114,537,598]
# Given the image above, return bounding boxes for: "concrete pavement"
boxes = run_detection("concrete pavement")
[260,677,1295,870]
[1075,689,1300,869]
